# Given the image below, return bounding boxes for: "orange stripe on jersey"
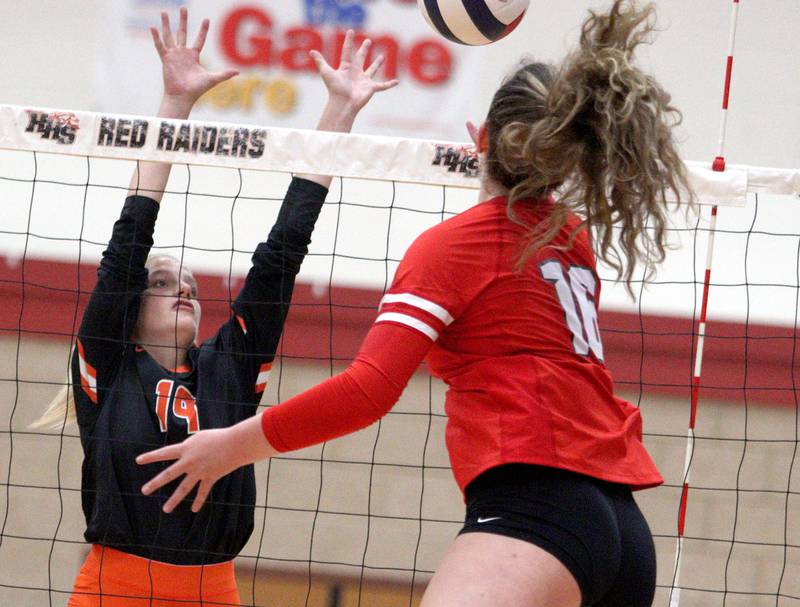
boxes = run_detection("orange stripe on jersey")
[76,339,98,404]
[236,314,247,335]
[255,362,272,394]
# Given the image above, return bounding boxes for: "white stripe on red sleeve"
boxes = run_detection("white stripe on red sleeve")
[379,293,454,325]
[255,362,272,394]
[76,339,98,404]
[375,312,439,341]
[375,293,454,342]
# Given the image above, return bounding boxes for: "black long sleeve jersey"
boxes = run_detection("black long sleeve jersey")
[71,177,327,565]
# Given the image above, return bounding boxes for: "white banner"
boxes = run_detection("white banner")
[0,105,480,187]
[5,104,800,206]
[95,0,478,141]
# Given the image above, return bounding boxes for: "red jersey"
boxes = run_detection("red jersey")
[377,196,662,492]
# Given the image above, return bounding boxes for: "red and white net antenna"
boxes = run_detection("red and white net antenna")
[668,1,741,605]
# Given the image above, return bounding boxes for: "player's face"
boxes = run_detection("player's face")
[135,257,201,349]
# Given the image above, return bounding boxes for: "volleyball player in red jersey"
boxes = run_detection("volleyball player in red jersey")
[139,2,692,605]
[34,8,396,607]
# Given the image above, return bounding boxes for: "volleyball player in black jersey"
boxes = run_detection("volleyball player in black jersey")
[42,9,397,606]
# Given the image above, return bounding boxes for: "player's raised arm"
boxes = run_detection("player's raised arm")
[298,29,398,188]
[211,30,399,409]
[136,32,403,513]
[50,8,237,423]
[129,7,238,200]
[77,9,237,377]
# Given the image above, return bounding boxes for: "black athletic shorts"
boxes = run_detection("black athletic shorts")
[460,464,656,607]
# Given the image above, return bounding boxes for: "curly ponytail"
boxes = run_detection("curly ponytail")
[486,0,691,290]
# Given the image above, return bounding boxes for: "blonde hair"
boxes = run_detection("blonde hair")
[30,376,76,431]
[485,0,691,290]
[31,254,187,430]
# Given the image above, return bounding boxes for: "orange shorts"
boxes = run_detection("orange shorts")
[67,544,241,607]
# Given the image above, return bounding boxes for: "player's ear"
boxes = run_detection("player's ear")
[477,122,489,154]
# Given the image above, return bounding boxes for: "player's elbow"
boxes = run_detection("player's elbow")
[343,359,405,422]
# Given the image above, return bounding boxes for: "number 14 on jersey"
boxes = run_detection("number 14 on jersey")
[155,379,200,434]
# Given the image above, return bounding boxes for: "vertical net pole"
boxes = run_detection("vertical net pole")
[668,1,740,605]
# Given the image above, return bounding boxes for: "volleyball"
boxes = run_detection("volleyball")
[418,0,530,45]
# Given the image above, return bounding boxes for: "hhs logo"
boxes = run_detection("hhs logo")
[25,111,79,145]
[432,145,479,178]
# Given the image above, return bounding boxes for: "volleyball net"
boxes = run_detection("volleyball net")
[0,105,799,606]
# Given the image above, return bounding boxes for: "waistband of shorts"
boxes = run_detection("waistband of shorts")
[464,463,630,501]
[85,544,237,597]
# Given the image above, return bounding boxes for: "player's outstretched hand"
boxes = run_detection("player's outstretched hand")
[310,29,399,114]
[150,7,238,108]
[137,413,276,513]
[137,428,238,513]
